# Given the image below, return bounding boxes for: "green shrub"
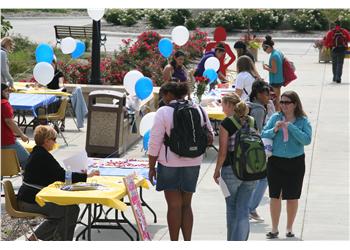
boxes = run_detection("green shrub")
[120,10,138,26]
[185,18,197,30]
[105,9,124,25]
[1,15,13,37]
[145,9,170,29]
[8,36,37,80]
[249,9,285,31]
[338,10,350,30]
[288,9,328,32]
[196,11,215,27]
[211,10,245,31]
[169,9,192,26]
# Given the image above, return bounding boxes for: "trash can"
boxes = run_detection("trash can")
[85,90,126,157]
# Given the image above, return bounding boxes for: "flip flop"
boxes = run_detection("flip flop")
[266,231,279,239]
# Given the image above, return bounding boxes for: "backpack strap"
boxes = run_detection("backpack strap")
[229,116,255,129]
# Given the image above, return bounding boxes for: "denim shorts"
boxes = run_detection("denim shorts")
[156,163,200,193]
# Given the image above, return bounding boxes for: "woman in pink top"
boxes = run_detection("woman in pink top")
[148,82,213,241]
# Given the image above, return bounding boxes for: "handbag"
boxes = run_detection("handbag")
[282,55,297,87]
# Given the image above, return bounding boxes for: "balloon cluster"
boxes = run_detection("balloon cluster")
[203,56,220,84]
[33,39,86,86]
[158,25,190,58]
[139,112,156,152]
[32,8,105,86]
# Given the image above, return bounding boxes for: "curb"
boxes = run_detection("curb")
[102,31,318,43]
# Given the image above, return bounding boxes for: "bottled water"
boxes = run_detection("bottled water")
[65,168,72,185]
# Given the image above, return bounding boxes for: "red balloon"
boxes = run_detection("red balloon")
[214,27,227,42]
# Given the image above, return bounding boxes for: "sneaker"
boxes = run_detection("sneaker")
[250,212,264,222]
[336,80,341,84]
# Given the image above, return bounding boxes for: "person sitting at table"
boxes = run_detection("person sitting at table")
[234,56,258,102]
[160,50,191,107]
[194,42,228,82]
[17,125,100,241]
[46,56,66,131]
[1,83,30,168]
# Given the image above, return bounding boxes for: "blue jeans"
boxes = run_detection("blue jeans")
[331,49,345,82]
[221,166,256,241]
[249,177,268,214]
[1,140,29,169]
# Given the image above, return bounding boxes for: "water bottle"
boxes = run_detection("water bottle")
[65,167,72,185]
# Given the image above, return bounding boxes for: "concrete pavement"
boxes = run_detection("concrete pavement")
[1,39,348,241]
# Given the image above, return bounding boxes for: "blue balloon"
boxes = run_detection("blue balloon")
[35,43,54,63]
[71,40,86,59]
[143,130,151,151]
[203,69,218,84]
[135,77,153,100]
[158,38,173,58]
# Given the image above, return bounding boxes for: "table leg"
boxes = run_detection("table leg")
[139,187,157,223]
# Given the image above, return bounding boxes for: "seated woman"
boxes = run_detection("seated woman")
[160,51,190,107]
[1,83,30,168]
[163,50,188,83]
[17,125,99,241]
[46,57,66,131]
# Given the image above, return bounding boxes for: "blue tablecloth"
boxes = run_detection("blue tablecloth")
[9,93,58,117]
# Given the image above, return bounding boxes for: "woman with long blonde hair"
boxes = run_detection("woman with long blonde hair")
[213,93,257,241]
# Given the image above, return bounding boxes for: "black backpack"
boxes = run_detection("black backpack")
[164,100,208,158]
[228,116,267,181]
[333,29,347,50]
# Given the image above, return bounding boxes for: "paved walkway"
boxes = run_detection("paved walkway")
[1,40,348,241]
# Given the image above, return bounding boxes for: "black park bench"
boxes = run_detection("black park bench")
[54,25,107,50]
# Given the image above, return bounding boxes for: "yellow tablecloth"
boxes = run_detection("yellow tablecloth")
[205,107,226,121]
[19,140,60,153]
[35,176,149,212]
[14,82,71,97]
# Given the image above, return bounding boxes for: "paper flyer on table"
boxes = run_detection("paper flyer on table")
[218,177,230,198]
[63,150,88,173]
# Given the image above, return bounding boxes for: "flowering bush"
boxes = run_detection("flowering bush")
[211,10,245,31]
[289,9,328,32]
[145,9,170,29]
[239,34,263,49]
[59,30,209,86]
[249,9,285,31]
[337,10,350,30]
[196,11,215,27]
[105,9,144,26]
[168,9,192,26]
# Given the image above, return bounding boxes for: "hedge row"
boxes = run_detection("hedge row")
[104,9,350,32]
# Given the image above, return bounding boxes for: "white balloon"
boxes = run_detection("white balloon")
[171,26,190,46]
[33,62,54,86]
[204,57,220,71]
[87,8,105,21]
[123,70,143,96]
[61,37,76,54]
[139,112,156,136]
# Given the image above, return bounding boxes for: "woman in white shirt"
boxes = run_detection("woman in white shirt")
[234,56,258,102]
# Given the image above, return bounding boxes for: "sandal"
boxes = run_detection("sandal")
[286,232,295,238]
[266,231,279,239]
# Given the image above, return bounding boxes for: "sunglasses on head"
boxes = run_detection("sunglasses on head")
[280,100,294,105]
[262,45,269,51]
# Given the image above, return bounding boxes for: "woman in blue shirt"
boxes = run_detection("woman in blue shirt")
[261,91,312,239]
[262,35,284,111]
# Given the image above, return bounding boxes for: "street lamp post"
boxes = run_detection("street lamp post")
[89,20,102,85]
